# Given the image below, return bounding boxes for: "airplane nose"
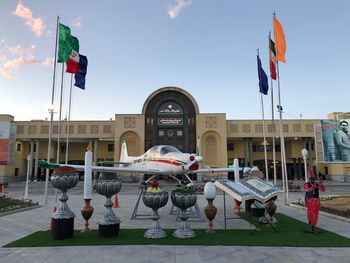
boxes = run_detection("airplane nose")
[195,155,203,162]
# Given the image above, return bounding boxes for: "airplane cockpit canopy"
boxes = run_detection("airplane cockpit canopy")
[144,145,181,158]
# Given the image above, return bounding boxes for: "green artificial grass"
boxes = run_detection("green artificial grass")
[4,213,350,247]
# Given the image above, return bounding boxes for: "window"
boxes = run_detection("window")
[16,143,21,151]
[293,124,301,132]
[255,124,263,133]
[60,145,66,154]
[108,144,114,152]
[40,125,49,134]
[230,124,238,133]
[103,125,111,133]
[78,125,86,134]
[227,143,234,151]
[268,124,276,133]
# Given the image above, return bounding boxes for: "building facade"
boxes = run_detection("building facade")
[0,87,349,183]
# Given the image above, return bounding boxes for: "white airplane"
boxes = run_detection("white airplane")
[40,141,236,185]
[40,141,239,220]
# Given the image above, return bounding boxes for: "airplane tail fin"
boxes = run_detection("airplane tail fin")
[119,140,129,164]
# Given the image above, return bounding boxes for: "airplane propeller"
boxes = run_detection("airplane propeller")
[183,155,203,171]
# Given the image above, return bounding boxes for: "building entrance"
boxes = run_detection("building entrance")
[143,88,197,153]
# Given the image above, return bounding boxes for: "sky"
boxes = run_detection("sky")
[0,0,349,121]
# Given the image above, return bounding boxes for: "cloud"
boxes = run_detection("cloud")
[0,68,13,79]
[12,3,46,36]
[167,0,192,19]
[0,44,40,79]
[72,17,83,28]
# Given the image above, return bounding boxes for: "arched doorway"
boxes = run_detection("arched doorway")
[142,87,199,153]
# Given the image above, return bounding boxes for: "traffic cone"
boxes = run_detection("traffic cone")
[49,206,57,230]
[113,194,120,208]
[233,199,241,209]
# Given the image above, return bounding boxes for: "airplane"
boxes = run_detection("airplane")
[40,141,237,185]
[39,141,240,219]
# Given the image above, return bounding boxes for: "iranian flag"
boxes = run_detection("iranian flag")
[269,36,277,80]
[66,49,80,74]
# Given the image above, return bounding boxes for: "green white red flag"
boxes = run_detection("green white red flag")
[57,23,79,63]
[269,36,277,80]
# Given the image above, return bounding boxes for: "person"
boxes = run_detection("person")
[304,169,325,234]
[334,120,350,161]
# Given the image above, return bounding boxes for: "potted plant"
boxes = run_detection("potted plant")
[142,180,169,238]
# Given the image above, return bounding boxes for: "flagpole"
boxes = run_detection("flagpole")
[272,12,289,203]
[269,31,277,185]
[273,12,289,203]
[276,62,288,202]
[257,49,269,181]
[261,93,269,181]
[56,63,65,164]
[270,76,277,185]
[44,15,59,205]
[65,75,73,164]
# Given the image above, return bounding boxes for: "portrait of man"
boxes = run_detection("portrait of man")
[334,120,350,162]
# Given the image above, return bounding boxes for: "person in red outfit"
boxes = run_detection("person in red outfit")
[304,169,325,234]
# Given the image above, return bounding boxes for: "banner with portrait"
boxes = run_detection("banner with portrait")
[0,121,10,165]
[321,119,350,163]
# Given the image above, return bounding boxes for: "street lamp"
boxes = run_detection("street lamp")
[44,105,56,205]
[301,148,309,183]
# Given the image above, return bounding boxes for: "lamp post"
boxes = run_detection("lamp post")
[302,148,309,183]
[24,155,31,200]
[44,105,55,205]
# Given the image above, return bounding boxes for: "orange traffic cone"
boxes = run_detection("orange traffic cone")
[49,206,57,230]
[113,194,120,208]
[233,199,241,209]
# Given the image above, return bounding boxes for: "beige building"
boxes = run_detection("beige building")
[0,87,349,183]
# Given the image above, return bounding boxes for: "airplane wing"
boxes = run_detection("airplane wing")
[39,160,181,175]
[39,160,238,175]
[97,161,131,165]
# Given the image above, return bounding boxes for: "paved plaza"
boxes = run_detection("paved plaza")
[0,180,350,263]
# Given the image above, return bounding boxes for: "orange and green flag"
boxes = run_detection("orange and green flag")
[273,16,286,63]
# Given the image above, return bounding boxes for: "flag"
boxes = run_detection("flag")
[66,49,80,74]
[257,55,269,95]
[58,24,79,63]
[269,37,277,80]
[273,16,286,63]
[74,54,88,90]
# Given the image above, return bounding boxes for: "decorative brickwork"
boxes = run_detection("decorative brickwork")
[242,124,251,133]
[124,117,136,128]
[90,125,99,134]
[28,125,36,134]
[206,117,217,128]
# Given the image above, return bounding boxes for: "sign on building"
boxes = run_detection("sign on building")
[0,121,16,165]
[321,119,350,162]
